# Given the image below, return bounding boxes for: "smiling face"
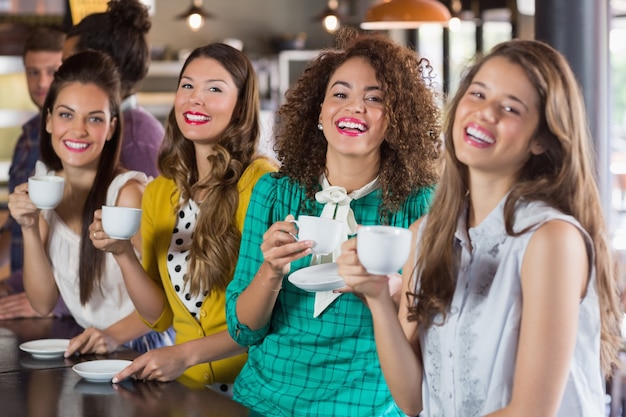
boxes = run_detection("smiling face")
[45,82,116,170]
[319,56,387,160]
[453,56,543,181]
[174,57,239,149]
[24,50,63,109]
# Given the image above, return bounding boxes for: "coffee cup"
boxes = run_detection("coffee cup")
[357,225,412,275]
[291,215,343,255]
[28,175,65,209]
[101,205,142,240]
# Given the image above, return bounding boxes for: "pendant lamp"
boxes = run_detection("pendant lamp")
[175,0,215,32]
[361,0,451,30]
[311,0,344,33]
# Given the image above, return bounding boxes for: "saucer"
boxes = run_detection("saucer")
[19,338,69,360]
[72,359,132,383]
[288,263,346,292]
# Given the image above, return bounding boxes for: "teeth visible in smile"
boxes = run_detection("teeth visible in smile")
[337,121,366,132]
[186,114,210,122]
[64,141,88,150]
[466,126,494,144]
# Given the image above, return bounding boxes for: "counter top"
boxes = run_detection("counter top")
[0,317,252,417]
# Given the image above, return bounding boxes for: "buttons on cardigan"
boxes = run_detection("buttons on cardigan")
[204,373,210,381]
[200,310,207,317]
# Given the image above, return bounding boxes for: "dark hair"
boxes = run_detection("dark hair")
[158,42,264,296]
[40,49,123,305]
[274,28,441,221]
[67,0,150,97]
[23,25,66,56]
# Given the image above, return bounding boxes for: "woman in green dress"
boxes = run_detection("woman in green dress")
[225,30,442,416]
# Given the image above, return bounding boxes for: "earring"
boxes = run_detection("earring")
[317,123,323,131]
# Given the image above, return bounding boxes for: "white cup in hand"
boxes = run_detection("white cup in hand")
[101,205,142,240]
[357,225,412,275]
[28,175,65,209]
[291,215,344,255]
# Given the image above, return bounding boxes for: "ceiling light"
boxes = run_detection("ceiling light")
[312,0,346,33]
[361,0,451,30]
[175,0,215,32]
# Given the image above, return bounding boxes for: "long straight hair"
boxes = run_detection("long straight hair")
[40,50,122,304]
[409,39,622,375]
[158,43,263,296]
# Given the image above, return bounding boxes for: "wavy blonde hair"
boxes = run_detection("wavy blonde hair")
[158,43,264,296]
[409,39,622,376]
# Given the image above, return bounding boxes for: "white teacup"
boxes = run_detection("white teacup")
[357,225,412,275]
[291,215,343,255]
[28,175,65,209]
[101,205,142,240]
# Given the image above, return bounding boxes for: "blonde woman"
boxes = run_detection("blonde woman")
[92,43,277,390]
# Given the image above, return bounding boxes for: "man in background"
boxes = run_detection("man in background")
[0,25,67,319]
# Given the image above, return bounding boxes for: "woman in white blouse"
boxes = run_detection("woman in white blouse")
[8,50,172,357]
[338,39,622,417]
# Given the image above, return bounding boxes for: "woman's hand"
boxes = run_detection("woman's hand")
[337,237,393,300]
[89,209,133,255]
[260,214,312,278]
[7,183,40,229]
[112,345,188,383]
[64,327,118,357]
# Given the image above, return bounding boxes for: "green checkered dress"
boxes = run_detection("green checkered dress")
[226,173,434,416]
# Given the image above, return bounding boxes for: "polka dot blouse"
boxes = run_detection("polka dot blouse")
[167,199,207,320]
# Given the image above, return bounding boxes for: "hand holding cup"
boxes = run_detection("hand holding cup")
[101,205,142,240]
[28,175,65,209]
[356,225,412,275]
[290,215,343,255]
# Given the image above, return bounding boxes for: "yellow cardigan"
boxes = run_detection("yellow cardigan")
[140,158,276,387]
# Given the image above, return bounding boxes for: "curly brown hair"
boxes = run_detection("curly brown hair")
[274,28,442,220]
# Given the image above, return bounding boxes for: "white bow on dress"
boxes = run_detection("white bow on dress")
[310,175,379,317]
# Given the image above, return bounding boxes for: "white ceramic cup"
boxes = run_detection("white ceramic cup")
[357,225,412,275]
[291,215,343,255]
[101,205,142,240]
[28,175,65,209]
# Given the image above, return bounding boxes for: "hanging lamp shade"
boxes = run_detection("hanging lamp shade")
[361,0,451,29]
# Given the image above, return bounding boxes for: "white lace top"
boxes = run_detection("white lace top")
[416,198,604,417]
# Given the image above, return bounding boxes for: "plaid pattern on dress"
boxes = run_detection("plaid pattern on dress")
[226,173,434,417]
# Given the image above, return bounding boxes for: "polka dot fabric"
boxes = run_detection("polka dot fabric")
[166,199,207,320]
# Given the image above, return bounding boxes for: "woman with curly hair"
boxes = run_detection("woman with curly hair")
[90,43,276,390]
[225,29,441,416]
[339,39,622,417]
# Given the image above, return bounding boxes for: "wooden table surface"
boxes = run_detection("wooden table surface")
[0,317,252,417]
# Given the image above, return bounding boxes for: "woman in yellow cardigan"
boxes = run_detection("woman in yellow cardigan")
[89,43,276,390]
